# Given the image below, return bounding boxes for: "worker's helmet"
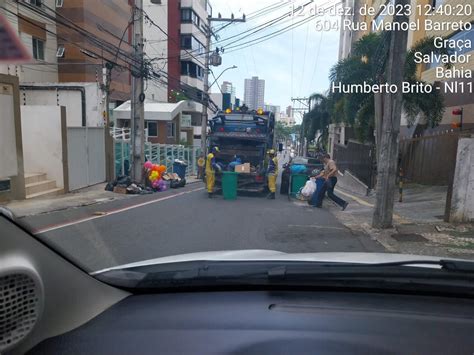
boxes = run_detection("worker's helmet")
[212,146,220,153]
[268,149,275,155]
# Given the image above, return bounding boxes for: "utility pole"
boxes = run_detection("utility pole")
[200,14,246,155]
[131,0,145,182]
[291,97,309,156]
[200,30,211,155]
[102,62,114,181]
[372,0,409,228]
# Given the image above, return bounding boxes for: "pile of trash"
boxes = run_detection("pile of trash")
[105,175,154,195]
[105,161,187,195]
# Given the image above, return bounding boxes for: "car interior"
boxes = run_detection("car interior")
[2,215,474,355]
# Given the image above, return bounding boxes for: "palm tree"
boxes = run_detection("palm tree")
[327,32,448,142]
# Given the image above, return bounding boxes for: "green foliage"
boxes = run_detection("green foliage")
[325,32,448,142]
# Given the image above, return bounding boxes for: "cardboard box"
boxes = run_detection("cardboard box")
[113,186,128,194]
[235,163,250,173]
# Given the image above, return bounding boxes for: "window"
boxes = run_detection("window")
[428,28,474,69]
[30,0,42,6]
[55,0,63,7]
[167,122,176,137]
[145,121,158,137]
[32,38,44,60]
[180,35,204,54]
[181,8,200,27]
[181,35,192,50]
[180,61,204,80]
[431,0,443,9]
[181,9,192,22]
[56,45,65,58]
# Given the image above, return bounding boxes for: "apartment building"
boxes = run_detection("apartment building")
[0,0,59,82]
[244,76,265,110]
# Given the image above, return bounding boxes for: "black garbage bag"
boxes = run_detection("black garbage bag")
[116,175,131,187]
[105,182,115,191]
[170,178,186,188]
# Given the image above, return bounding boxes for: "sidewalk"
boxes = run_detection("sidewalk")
[3,176,202,218]
[327,184,474,259]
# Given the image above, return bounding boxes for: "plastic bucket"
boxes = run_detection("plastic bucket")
[173,162,187,179]
[222,171,238,200]
[291,174,308,196]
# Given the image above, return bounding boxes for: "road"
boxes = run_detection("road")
[19,178,385,272]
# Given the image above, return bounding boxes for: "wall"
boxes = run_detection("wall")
[19,83,104,127]
[21,105,67,189]
[144,0,168,102]
[449,136,474,222]
[0,82,19,178]
[168,0,181,99]
[56,0,133,102]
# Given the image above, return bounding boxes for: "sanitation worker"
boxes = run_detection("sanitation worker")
[206,146,221,198]
[266,149,278,199]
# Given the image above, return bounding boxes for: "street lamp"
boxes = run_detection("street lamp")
[209,65,237,90]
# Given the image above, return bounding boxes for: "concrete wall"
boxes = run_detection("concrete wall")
[0,83,19,178]
[0,74,26,201]
[449,136,474,222]
[20,83,104,127]
[21,105,68,189]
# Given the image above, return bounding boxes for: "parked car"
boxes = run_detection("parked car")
[280,156,324,195]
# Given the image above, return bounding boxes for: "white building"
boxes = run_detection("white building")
[0,0,59,83]
[264,104,280,121]
[143,0,169,102]
[244,76,265,110]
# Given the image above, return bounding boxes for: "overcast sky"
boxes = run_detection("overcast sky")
[208,0,341,118]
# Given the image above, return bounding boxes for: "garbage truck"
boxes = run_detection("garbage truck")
[207,107,275,194]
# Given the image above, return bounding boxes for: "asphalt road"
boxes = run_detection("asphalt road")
[19,179,385,272]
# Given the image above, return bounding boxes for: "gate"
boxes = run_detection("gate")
[67,127,105,190]
[333,141,376,188]
[114,139,201,178]
[399,133,460,185]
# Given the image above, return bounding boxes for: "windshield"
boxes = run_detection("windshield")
[1,0,473,286]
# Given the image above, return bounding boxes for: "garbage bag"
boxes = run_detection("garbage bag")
[116,175,131,186]
[290,164,306,174]
[301,179,316,197]
[105,182,115,191]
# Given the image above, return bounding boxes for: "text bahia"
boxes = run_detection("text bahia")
[332,81,434,94]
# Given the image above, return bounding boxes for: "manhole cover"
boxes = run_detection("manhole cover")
[391,233,427,242]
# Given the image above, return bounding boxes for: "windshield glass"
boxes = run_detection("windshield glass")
[1,0,473,282]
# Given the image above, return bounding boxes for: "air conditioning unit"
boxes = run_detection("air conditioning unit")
[56,45,65,58]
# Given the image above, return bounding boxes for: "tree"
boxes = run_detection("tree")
[329,32,448,142]
[303,93,331,148]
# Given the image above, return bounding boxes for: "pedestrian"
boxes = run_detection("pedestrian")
[310,154,348,210]
[266,149,278,199]
[197,154,205,179]
[206,146,221,198]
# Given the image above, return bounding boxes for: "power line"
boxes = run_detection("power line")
[1,6,141,73]
[11,1,140,67]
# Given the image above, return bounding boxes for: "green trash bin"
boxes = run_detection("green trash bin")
[291,174,308,197]
[222,171,238,200]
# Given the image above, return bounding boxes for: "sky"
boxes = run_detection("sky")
[208,0,341,119]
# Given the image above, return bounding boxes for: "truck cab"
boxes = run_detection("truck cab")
[208,108,275,194]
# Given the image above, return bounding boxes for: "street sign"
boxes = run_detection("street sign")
[0,13,32,63]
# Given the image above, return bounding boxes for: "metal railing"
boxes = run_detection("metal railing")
[114,138,201,178]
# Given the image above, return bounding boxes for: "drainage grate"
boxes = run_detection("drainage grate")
[391,233,428,242]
